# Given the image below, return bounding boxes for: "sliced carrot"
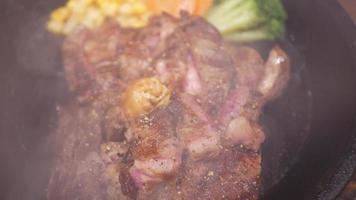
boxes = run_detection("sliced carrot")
[146,0,181,15]
[145,0,213,17]
[145,0,156,12]
[194,0,213,15]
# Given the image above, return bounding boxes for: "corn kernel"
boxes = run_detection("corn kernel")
[47,20,65,34]
[82,6,104,29]
[131,2,146,14]
[50,7,70,22]
[82,0,95,6]
[97,1,119,16]
[63,17,81,34]
[48,0,150,35]
[119,3,133,15]
[67,0,88,13]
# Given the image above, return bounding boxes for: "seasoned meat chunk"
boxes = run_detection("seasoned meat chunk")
[48,13,290,200]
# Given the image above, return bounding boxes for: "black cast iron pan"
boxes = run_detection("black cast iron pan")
[0,0,355,199]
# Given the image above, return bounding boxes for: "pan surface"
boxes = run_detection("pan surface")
[263,0,356,199]
[0,0,355,199]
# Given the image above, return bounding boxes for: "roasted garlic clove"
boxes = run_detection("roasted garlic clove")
[123,77,171,118]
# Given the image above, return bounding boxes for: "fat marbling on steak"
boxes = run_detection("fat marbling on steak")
[47,13,290,200]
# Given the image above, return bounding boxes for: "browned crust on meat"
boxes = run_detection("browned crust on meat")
[48,12,290,200]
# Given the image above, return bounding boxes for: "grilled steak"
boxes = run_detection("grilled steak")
[47,13,290,200]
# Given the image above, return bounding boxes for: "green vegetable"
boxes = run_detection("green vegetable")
[206,0,287,42]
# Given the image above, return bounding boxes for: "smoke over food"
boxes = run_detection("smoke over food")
[47,13,290,200]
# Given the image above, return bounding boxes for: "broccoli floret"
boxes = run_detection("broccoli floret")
[262,0,287,20]
[224,18,285,42]
[206,0,287,42]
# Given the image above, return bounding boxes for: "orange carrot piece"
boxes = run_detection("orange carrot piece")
[145,0,213,17]
[194,0,213,15]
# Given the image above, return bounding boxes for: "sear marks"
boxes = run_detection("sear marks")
[48,13,290,200]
